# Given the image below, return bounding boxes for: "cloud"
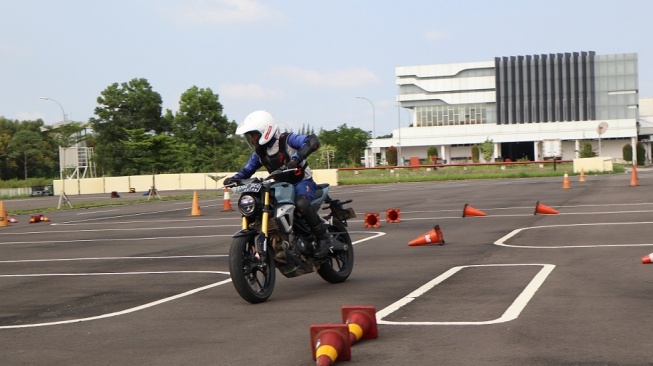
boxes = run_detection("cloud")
[270,66,381,88]
[424,30,448,41]
[160,0,287,26]
[219,83,285,100]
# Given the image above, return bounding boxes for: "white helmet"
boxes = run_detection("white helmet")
[236,110,278,145]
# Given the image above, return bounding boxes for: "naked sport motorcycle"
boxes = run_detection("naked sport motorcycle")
[225,169,356,304]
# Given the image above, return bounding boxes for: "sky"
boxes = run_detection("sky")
[2,0,653,137]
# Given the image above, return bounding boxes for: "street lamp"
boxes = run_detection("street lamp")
[39,97,67,122]
[39,96,72,208]
[356,96,375,138]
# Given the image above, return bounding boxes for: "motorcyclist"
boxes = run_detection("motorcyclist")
[223,110,331,258]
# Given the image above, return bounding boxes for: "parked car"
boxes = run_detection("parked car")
[30,185,54,196]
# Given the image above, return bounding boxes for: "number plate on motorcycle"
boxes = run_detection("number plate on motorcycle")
[232,183,262,194]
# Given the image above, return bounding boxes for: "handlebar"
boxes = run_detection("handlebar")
[220,168,298,189]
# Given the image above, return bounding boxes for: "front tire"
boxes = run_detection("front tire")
[317,220,354,283]
[229,234,276,304]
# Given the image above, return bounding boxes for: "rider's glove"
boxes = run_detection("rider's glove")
[286,158,300,170]
[223,177,236,186]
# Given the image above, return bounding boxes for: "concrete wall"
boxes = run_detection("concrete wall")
[52,169,339,195]
[572,157,614,173]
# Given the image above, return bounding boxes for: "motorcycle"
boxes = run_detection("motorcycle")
[224,169,356,304]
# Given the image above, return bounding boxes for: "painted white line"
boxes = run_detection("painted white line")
[0,232,379,329]
[0,225,239,236]
[0,255,227,264]
[0,234,232,245]
[0,274,232,329]
[376,264,555,325]
[52,219,241,226]
[349,231,385,243]
[0,270,228,278]
[76,209,120,215]
[495,221,653,249]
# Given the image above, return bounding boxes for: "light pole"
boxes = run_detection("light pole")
[40,96,72,208]
[40,97,67,122]
[356,96,375,138]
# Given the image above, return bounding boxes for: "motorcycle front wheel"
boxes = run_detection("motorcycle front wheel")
[317,219,354,283]
[229,234,276,304]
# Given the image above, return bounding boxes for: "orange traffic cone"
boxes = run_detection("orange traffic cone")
[579,168,586,182]
[0,201,7,227]
[642,253,653,264]
[364,212,380,228]
[534,201,559,215]
[630,165,639,187]
[222,187,234,212]
[386,208,400,223]
[462,203,486,217]
[408,225,445,246]
[342,305,378,345]
[310,324,351,366]
[562,171,571,189]
[190,191,203,216]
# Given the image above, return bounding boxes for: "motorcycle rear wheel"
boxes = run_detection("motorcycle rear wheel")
[317,219,354,283]
[229,234,276,304]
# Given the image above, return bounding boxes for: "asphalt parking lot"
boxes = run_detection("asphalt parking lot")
[1,170,653,365]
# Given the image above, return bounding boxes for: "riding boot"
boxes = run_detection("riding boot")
[311,224,332,258]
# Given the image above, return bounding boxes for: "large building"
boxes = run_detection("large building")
[366,51,651,166]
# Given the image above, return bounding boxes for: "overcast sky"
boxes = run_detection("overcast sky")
[2,0,652,137]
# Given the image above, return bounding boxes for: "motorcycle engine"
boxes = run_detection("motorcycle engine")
[274,233,315,278]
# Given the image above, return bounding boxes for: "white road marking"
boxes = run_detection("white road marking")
[376,264,555,325]
[0,234,233,245]
[0,234,377,329]
[495,221,653,248]
[0,274,232,330]
[0,255,227,264]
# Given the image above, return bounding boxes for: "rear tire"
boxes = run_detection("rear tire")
[317,220,354,283]
[229,234,276,303]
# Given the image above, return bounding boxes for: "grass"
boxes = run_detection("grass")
[337,162,626,184]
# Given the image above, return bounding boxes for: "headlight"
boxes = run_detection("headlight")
[238,194,258,216]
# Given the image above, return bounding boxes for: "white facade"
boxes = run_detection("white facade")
[366,52,648,166]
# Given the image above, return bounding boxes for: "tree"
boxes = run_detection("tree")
[90,78,164,176]
[122,128,189,175]
[171,86,238,172]
[318,124,370,167]
[426,146,438,162]
[480,138,494,162]
[579,141,594,158]
[7,130,43,179]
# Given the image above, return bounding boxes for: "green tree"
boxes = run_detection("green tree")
[426,146,438,162]
[171,86,238,172]
[318,124,370,167]
[122,128,188,175]
[579,141,594,158]
[7,130,44,180]
[90,78,165,176]
[307,143,337,169]
[623,144,633,163]
[480,138,494,162]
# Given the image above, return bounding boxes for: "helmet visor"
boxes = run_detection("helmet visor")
[244,131,262,148]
